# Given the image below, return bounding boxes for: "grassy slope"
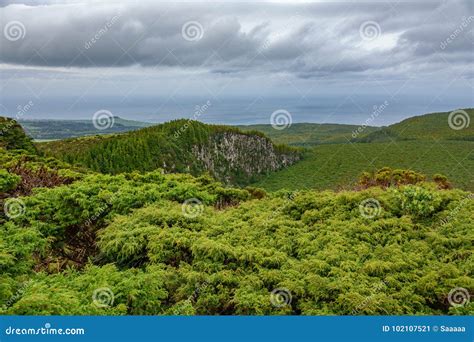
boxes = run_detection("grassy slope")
[357,109,474,142]
[254,141,474,191]
[238,123,379,146]
[252,109,474,191]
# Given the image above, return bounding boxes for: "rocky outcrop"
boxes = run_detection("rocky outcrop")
[36,118,302,185]
[192,131,301,184]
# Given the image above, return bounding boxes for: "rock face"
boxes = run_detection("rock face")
[192,131,301,184]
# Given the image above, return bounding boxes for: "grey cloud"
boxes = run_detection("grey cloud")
[0,0,472,80]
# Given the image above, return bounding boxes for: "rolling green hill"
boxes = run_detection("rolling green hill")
[239,109,473,147]
[355,109,474,143]
[14,108,474,192]
[253,141,474,192]
[248,109,474,192]
[37,119,301,185]
[238,123,379,146]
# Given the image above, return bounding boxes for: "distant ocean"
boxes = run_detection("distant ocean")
[4,95,473,127]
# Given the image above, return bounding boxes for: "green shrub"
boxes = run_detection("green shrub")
[0,169,21,193]
[2,165,473,316]
[394,185,442,218]
[358,167,426,189]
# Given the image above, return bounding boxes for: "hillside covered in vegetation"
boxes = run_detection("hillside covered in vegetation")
[251,109,474,192]
[238,123,379,146]
[255,140,474,192]
[239,109,474,146]
[0,117,36,152]
[37,120,301,185]
[354,108,474,143]
[1,116,472,316]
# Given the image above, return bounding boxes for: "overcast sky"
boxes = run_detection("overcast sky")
[0,0,473,125]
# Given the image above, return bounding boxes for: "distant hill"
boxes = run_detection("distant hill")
[248,109,474,192]
[253,140,474,192]
[355,109,474,143]
[11,108,474,190]
[19,117,154,140]
[38,119,301,185]
[239,109,473,146]
[0,117,36,152]
[238,123,379,146]
[19,109,473,144]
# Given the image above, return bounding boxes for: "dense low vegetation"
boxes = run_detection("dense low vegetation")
[1,161,472,315]
[0,117,36,153]
[1,112,472,316]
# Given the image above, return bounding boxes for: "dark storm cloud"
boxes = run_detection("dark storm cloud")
[0,0,472,79]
